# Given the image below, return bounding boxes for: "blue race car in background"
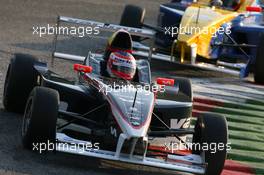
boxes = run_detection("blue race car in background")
[120,0,264,84]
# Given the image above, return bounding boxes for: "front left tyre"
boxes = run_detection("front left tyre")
[192,113,228,175]
[254,34,264,84]
[3,54,38,113]
[22,87,59,151]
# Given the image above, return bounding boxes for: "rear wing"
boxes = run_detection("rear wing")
[59,16,155,38]
[52,16,156,64]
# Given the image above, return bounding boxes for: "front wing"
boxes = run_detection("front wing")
[56,133,206,174]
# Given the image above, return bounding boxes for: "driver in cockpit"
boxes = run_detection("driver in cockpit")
[102,29,137,81]
[211,0,241,10]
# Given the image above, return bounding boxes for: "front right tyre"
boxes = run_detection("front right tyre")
[22,87,59,151]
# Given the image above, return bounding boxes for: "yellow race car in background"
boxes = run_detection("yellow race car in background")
[120,0,264,84]
[172,0,256,60]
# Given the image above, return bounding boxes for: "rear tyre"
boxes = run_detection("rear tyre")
[3,54,38,113]
[22,87,59,151]
[173,78,192,129]
[254,34,264,84]
[155,77,192,130]
[174,77,192,102]
[120,4,145,41]
[192,113,228,175]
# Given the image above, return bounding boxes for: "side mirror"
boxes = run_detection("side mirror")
[246,6,262,12]
[73,64,93,73]
[156,77,175,86]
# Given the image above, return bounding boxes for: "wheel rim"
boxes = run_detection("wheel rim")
[3,66,11,102]
[22,97,33,137]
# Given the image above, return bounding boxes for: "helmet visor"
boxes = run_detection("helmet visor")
[112,64,136,75]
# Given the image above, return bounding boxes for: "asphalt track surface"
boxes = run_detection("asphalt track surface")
[0,0,264,175]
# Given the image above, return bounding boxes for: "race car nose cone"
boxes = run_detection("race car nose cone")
[107,86,154,137]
